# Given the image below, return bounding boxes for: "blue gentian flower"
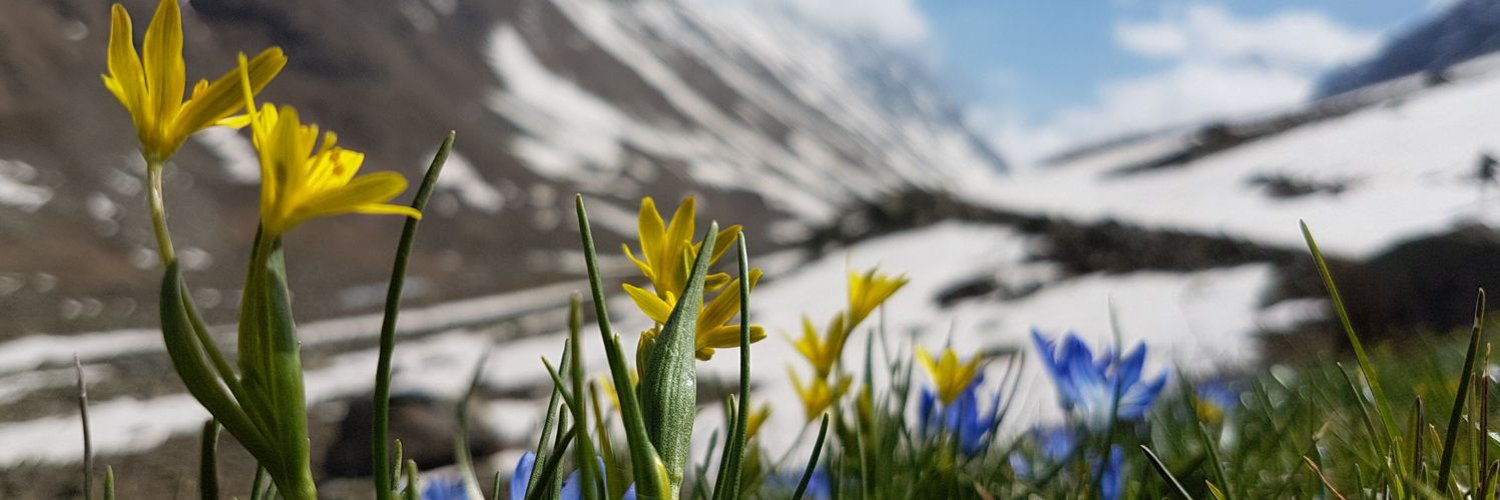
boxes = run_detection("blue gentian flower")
[421,474,470,500]
[1195,379,1240,423]
[917,374,1002,456]
[509,452,633,500]
[513,450,618,498]
[1031,329,1168,430]
[1007,426,1079,479]
[767,469,831,499]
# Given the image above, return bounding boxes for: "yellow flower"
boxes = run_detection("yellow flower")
[917,346,984,406]
[104,0,285,162]
[623,196,742,298]
[237,57,419,236]
[625,269,767,360]
[789,314,848,379]
[745,404,771,440]
[789,368,851,422]
[847,268,908,329]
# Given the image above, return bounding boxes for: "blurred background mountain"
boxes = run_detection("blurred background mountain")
[5,0,1500,496]
[0,0,1005,338]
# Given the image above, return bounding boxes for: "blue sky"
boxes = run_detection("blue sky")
[759,0,1448,166]
[931,1,1445,165]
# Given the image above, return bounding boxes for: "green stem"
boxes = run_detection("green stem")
[146,159,176,265]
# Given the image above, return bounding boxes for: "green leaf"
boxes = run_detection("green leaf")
[260,242,316,499]
[639,221,718,493]
[576,195,669,500]
[102,466,114,500]
[374,131,453,500]
[200,419,220,500]
[160,262,271,461]
[711,235,753,500]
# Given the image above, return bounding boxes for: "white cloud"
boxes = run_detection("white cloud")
[1117,5,1381,69]
[991,4,1383,168]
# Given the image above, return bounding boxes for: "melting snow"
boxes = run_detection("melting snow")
[435,151,505,214]
[0,222,1273,466]
[965,68,1500,259]
[0,159,53,212]
[194,127,260,184]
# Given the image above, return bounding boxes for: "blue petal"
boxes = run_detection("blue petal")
[1115,344,1147,388]
[421,474,469,500]
[559,470,583,500]
[1101,445,1125,500]
[623,484,637,500]
[1030,329,1066,381]
[1121,370,1170,419]
[918,387,938,437]
[1008,452,1033,478]
[1039,426,1078,461]
[511,452,537,500]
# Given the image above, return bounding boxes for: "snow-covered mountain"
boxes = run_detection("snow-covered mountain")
[0,0,1005,340]
[1318,0,1500,97]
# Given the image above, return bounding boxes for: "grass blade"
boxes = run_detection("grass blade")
[1438,289,1487,489]
[527,343,570,500]
[576,195,668,498]
[791,414,831,500]
[567,294,603,500]
[1301,222,1405,466]
[712,235,753,500]
[456,346,494,500]
[76,357,93,500]
[373,132,453,500]
[1140,445,1192,499]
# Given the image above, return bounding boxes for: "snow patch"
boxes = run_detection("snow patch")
[435,151,505,213]
[194,127,260,184]
[0,159,52,212]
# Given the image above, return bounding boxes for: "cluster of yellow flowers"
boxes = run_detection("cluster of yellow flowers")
[105,0,420,243]
[787,268,909,421]
[917,345,984,406]
[622,196,766,367]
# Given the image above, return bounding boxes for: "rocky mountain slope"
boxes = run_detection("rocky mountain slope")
[0,0,1006,339]
[1318,0,1500,97]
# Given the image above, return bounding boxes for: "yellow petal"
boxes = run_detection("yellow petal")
[623,283,672,324]
[105,4,145,120]
[638,197,666,272]
[698,269,762,334]
[704,272,731,291]
[622,244,656,282]
[174,48,286,142]
[708,224,742,265]
[916,347,938,382]
[142,0,185,146]
[280,171,411,232]
[215,114,252,128]
[699,324,766,350]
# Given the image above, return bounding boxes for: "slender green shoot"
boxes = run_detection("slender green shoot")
[373,132,454,500]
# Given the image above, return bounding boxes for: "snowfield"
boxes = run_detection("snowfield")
[965,65,1500,259]
[0,222,1273,468]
